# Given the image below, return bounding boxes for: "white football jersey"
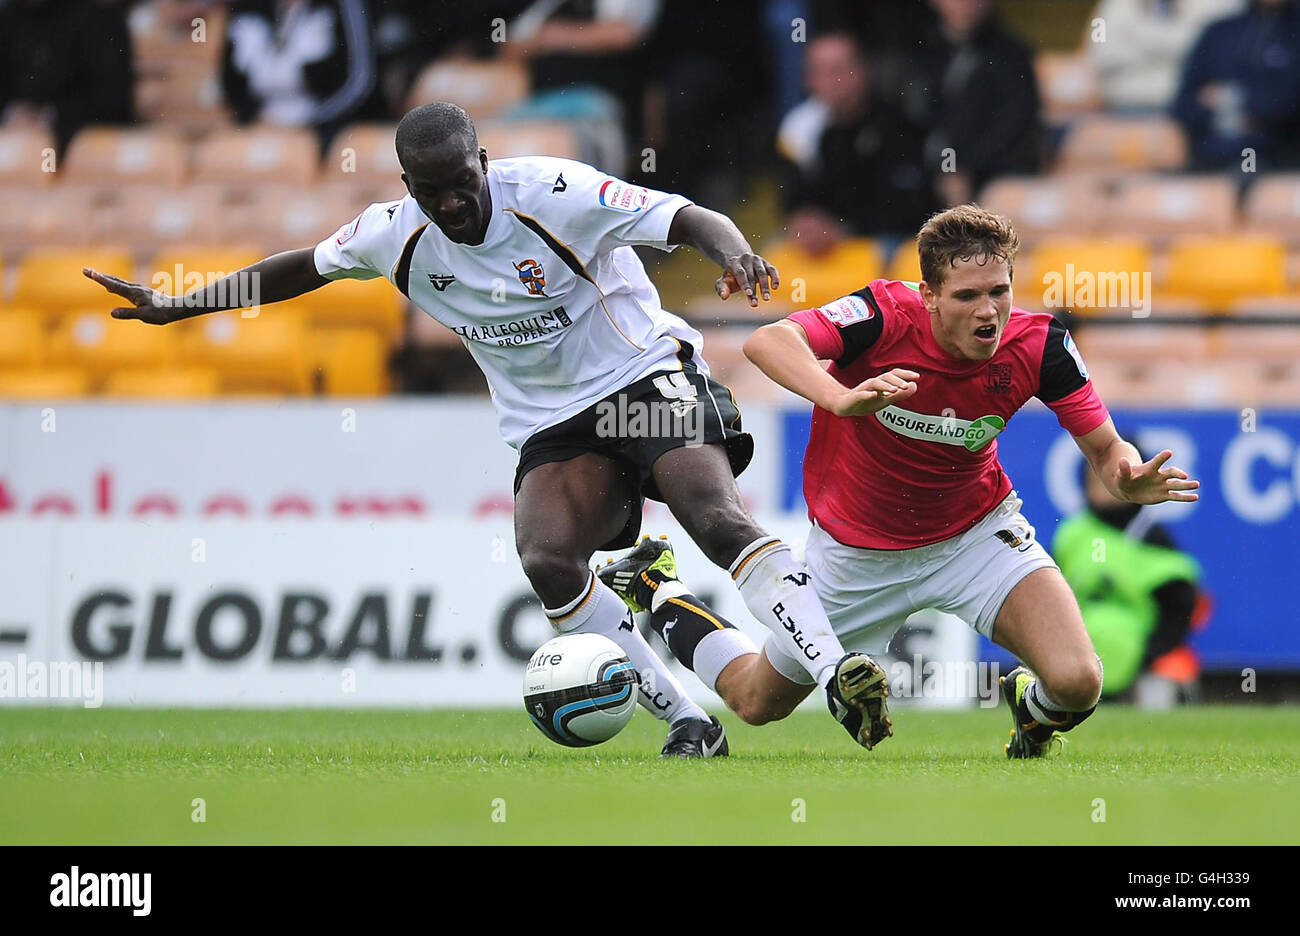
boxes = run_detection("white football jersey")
[313,156,708,448]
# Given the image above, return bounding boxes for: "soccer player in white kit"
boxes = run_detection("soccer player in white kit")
[85,102,891,756]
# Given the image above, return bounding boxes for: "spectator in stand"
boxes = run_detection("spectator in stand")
[221,0,384,147]
[777,31,935,256]
[1171,0,1300,170]
[0,0,134,154]
[900,0,1043,206]
[1089,0,1244,111]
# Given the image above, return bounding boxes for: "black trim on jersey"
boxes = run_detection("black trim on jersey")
[1037,316,1090,403]
[506,209,595,286]
[394,223,430,298]
[833,286,886,369]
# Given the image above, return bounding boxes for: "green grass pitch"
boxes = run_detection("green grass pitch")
[2,706,1297,845]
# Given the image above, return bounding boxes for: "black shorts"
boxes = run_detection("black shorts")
[514,349,754,550]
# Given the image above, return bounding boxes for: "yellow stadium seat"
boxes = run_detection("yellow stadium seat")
[885,244,922,284]
[310,327,391,396]
[192,127,319,185]
[1163,238,1286,312]
[762,238,884,311]
[293,275,407,338]
[1108,175,1236,239]
[48,311,178,376]
[1243,175,1300,241]
[103,368,222,399]
[0,315,45,369]
[181,310,312,394]
[406,60,529,119]
[322,124,401,186]
[0,369,92,399]
[147,247,265,306]
[978,175,1105,239]
[63,127,189,186]
[1056,115,1187,173]
[477,121,582,161]
[0,128,57,186]
[1024,239,1153,315]
[1036,51,1102,124]
[14,249,136,312]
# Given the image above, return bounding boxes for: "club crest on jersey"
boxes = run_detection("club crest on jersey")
[598,179,650,213]
[986,362,1012,393]
[875,405,1006,452]
[427,273,456,291]
[513,258,547,297]
[819,294,873,326]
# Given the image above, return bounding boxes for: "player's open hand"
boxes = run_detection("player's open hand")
[828,369,919,417]
[83,268,177,326]
[1117,450,1200,505]
[716,253,779,308]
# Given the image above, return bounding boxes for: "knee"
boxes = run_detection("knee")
[1045,656,1103,710]
[517,541,588,605]
[729,689,798,727]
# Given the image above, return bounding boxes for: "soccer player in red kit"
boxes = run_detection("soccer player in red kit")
[600,205,1199,757]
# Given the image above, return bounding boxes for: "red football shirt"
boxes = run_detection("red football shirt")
[788,280,1109,549]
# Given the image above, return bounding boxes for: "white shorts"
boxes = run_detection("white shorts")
[766,491,1058,686]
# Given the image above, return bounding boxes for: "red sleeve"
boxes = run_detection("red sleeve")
[788,308,844,360]
[1047,381,1110,437]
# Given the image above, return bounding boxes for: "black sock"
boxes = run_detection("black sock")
[649,592,737,672]
[1018,680,1097,741]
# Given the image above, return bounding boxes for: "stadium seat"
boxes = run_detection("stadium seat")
[0,128,57,186]
[695,326,788,404]
[63,127,189,187]
[181,309,312,394]
[1023,239,1153,315]
[0,369,92,399]
[1227,293,1300,317]
[310,327,391,396]
[1242,174,1300,242]
[103,368,222,399]
[323,124,401,186]
[886,244,922,283]
[0,315,45,369]
[48,310,179,377]
[1073,324,1214,367]
[249,184,381,253]
[405,60,529,119]
[978,175,1104,239]
[1055,115,1188,173]
[192,127,319,186]
[1253,365,1300,407]
[119,186,238,250]
[1035,51,1102,123]
[761,238,885,311]
[476,121,583,161]
[0,186,40,250]
[14,249,136,312]
[1163,238,1287,312]
[1108,175,1236,239]
[291,275,407,339]
[1214,326,1300,367]
[148,247,265,300]
[18,184,125,249]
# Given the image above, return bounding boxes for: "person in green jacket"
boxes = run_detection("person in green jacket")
[1053,441,1202,701]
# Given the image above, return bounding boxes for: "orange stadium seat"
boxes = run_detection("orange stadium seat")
[0,128,57,186]
[48,311,179,377]
[63,127,189,187]
[1035,51,1102,123]
[181,309,312,394]
[0,315,45,369]
[886,244,922,283]
[322,124,401,187]
[1228,293,1300,317]
[118,186,238,250]
[1163,237,1287,312]
[405,60,529,119]
[1253,365,1300,407]
[1073,324,1214,367]
[192,127,319,186]
[1214,326,1300,367]
[978,175,1104,239]
[0,369,92,399]
[1108,175,1236,239]
[477,121,582,161]
[1024,238,1153,315]
[1242,175,1300,242]
[103,368,222,399]
[0,186,40,250]
[291,275,407,338]
[310,327,391,396]
[1056,115,1188,173]
[761,238,884,311]
[19,185,126,249]
[14,249,136,313]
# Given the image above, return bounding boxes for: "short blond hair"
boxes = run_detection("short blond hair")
[917,204,1020,289]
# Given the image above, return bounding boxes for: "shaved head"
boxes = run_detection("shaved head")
[396,101,478,168]
[395,102,493,245]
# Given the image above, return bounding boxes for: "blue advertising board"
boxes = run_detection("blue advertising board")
[779,407,1300,669]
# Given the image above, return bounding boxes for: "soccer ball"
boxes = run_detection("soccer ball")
[523,634,639,747]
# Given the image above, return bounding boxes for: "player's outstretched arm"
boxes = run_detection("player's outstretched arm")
[1074,418,1201,505]
[83,247,330,326]
[743,319,918,417]
[666,204,778,309]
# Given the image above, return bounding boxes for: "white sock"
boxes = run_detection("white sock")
[730,536,844,686]
[545,572,708,724]
[692,628,759,690]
